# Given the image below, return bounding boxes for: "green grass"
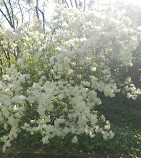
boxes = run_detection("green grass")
[94,95,141,154]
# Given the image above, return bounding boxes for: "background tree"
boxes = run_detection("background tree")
[0,0,47,30]
[54,0,95,11]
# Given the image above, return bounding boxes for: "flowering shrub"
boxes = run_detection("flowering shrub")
[0,2,141,153]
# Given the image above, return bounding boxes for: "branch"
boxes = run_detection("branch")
[69,0,73,7]
[35,6,39,19]
[37,7,45,33]
[35,0,39,19]
[0,58,3,75]
[8,0,14,27]
[58,0,61,4]
[2,0,15,28]
[64,0,69,8]
[18,0,24,23]
[83,0,85,11]
[0,8,11,24]
[79,0,82,7]
[74,0,78,8]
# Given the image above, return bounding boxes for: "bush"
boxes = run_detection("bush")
[0,1,141,153]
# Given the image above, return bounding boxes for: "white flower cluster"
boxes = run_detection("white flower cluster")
[124,77,141,100]
[0,1,140,152]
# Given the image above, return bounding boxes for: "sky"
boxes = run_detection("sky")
[120,0,141,6]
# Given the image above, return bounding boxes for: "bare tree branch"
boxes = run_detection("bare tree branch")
[0,8,11,24]
[58,0,61,4]
[2,0,15,28]
[79,0,82,7]
[8,0,14,27]
[35,0,39,19]
[74,0,78,8]
[17,0,24,23]
[69,0,73,7]
[83,0,85,11]
[64,0,69,8]
[37,7,45,33]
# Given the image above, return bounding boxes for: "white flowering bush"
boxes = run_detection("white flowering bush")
[0,2,141,153]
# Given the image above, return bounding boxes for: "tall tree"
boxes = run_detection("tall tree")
[35,0,45,33]
[0,0,16,29]
[0,0,47,32]
[54,0,95,11]
[0,0,34,29]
